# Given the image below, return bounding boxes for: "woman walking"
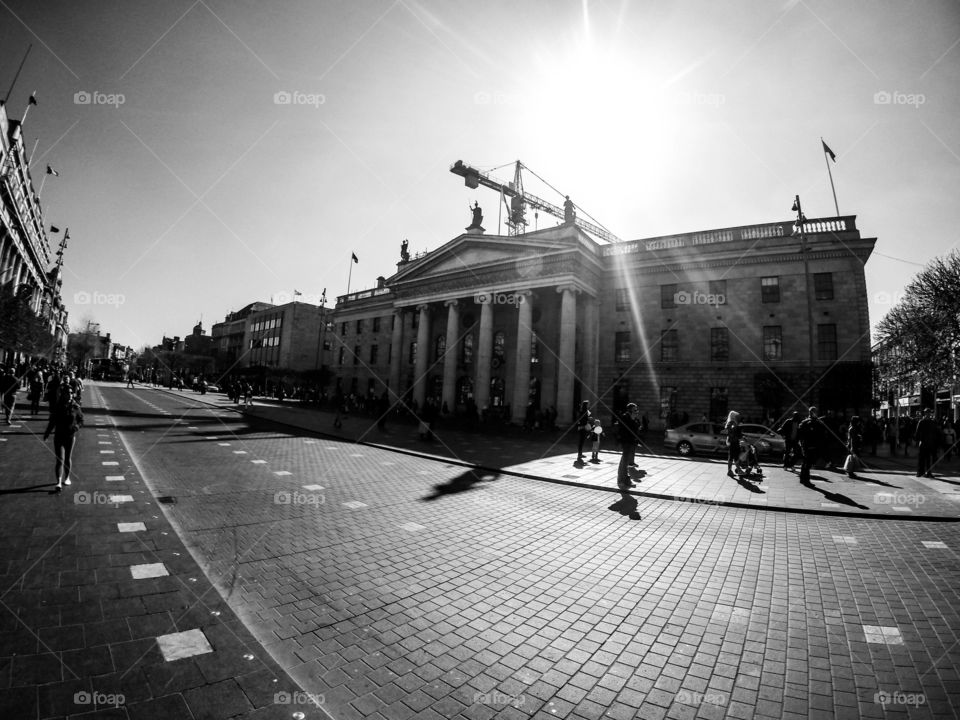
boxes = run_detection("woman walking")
[846,415,863,478]
[725,410,743,477]
[44,384,84,491]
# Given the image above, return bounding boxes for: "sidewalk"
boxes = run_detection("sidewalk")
[162,389,960,521]
[0,389,324,719]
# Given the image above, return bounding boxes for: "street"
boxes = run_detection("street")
[2,382,960,719]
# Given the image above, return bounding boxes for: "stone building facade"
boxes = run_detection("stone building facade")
[333,216,875,428]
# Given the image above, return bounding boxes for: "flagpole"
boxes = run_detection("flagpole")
[38,172,47,197]
[347,255,354,296]
[822,137,840,216]
[3,44,31,105]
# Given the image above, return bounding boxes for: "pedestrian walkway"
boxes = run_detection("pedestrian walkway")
[166,390,960,521]
[0,386,324,719]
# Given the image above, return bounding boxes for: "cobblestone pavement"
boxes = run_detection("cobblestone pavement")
[4,382,960,719]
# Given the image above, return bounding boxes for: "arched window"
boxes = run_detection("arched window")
[435,334,446,360]
[457,377,474,405]
[530,332,539,364]
[490,377,505,407]
[461,334,474,365]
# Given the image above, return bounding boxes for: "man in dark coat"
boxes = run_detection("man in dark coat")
[798,406,827,483]
[617,403,642,489]
[0,366,18,425]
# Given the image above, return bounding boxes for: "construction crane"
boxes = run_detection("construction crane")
[450,160,622,243]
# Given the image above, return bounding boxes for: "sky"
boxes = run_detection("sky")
[2,0,958,351]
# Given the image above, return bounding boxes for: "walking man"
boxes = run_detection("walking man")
[798,406,827,483]
[778,411,802,469]
[617,403,641,489]
[0,365,18,425]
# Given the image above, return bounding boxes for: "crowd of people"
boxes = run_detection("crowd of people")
[1,360,86,491]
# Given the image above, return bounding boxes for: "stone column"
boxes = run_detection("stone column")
[582,295,600,405]
[474,298,494,412]
[388,308,404,402]
[511,291,533,424]
[556,285,578,426]
[442,299,459,413]
[413,303,431,409]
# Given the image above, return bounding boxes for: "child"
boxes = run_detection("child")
[590,417,603,463]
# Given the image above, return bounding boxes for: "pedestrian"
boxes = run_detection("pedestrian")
[885,418,897,457]
[575,401,592,462]
[0,365,19,424]
[126,371,135,388]
[914,409,940,478]
[44,384,84,491]
[845,416,863,479]
[590,417,603,463]
[724,410,743,477]
[798,406,827,483]
[778,411,802,470]
[28,367,44,416]
[617,403,641,489]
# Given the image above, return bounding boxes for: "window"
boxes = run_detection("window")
[353,345,360,364]
[412,312,419,330]
[709,279,727,304]
[710,327,729,361]
[615,331,631,362]
[761,277,780,303]
[531,332,539,364]
[387,344,392,365]
[356,319,364,334]
[661,329,678,362]
[615,288,630,311]
[814,273,834,300]
[435,334,446,360]
[762,326,782,360]
[461,334,474,365]
[367,378,376,397]
[323,339,332,351]
[373,317,381,333]
[457,377,474,405]
[370,344,378,364]
[338,347,345,365]
[817,324,837,361]
[490,377,505,407]
[661,284,678,309]
[391,314,396,331]
[340,322,347,336]
[409,341,417,365]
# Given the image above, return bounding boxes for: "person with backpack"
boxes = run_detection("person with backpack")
[44,384,84,491]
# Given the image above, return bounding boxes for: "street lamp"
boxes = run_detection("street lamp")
[793,195,816,389]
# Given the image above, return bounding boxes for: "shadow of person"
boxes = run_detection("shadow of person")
[731,473,766,494]
[608,491,641,520]
[848,473,900,488]
[423,468,500,501]
[0,482,60,496]
[800,476,869,509]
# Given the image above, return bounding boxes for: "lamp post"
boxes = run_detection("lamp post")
[793,195,816,394]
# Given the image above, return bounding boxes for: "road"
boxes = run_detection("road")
[90,383,960,718]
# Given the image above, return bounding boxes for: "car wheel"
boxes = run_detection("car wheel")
[677,440,693,456]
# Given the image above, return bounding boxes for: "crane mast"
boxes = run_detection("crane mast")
[450,160,622,243]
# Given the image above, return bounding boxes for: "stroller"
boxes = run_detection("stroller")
[736,441,764,480]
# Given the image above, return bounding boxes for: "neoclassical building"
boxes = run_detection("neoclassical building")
[333,214,875,428]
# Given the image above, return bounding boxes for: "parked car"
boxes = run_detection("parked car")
[739,424,785,456]
[665,422,786,458]
[664,422,727,456]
